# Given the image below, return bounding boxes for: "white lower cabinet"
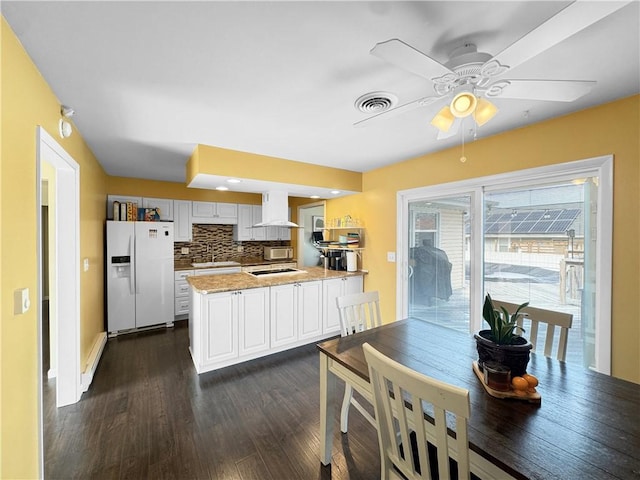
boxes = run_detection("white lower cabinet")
[270,281,322,348]
[175,270,194,317]
[190,287,269,372]
[189,275,362,374]
[322,275,364,335]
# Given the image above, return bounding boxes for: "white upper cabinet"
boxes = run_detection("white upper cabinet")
[192,201,238,224]
[142,197,173,221]
[234,204,266,241]
[173,200,192,242]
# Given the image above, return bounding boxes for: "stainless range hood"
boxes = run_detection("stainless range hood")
[253,190,299,227]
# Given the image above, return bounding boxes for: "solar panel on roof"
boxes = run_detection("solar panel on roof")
[513,221,537,233]
[548,219,573,233]
[558,209,580,220]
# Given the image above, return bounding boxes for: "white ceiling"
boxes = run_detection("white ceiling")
[3,1,639,191]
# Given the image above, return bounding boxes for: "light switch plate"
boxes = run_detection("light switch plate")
[83,258,89,272]
[14,288,30,315]
[387,251,396,262]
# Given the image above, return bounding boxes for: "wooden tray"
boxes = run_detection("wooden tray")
[472,361,541,405]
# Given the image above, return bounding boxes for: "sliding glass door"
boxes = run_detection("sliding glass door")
[407,196,471,333]
[483,179,597,368]
[398,157,612,373]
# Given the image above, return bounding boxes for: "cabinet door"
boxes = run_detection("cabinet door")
[192,201,216,218]
[173,200,192,242]
[270,284,297,348]
[297,281,323,340]
[344,275,364,296]
[216,202,238,223]
[142,197,173,221]
[322,278,344,335]
[203,292,238,364]
[238,288,270,356]
[234,205,265,241]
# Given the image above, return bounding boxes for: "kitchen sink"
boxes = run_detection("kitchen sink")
[191,261,241,268]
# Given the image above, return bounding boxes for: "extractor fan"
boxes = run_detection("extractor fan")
[355,1,630,138]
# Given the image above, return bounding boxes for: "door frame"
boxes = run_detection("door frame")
[36,126,81,471]
[296,201,325,267]
[397,155,613,374]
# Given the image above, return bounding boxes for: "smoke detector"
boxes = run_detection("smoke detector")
[355,91,398,113]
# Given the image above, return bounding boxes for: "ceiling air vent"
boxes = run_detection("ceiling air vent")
[355,91,398,113]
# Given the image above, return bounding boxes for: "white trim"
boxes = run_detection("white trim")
[81,332,107,392]
[37,126,82,477]
[397,155,613,373]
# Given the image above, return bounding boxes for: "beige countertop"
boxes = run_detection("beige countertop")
[174,257,294,271]
[187,266,365,294]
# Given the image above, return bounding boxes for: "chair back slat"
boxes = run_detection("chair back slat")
[364,343,471,480]
[493,299,574,362]
[336,291,382,337]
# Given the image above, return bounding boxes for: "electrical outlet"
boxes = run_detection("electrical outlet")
[387,251,396,262]
[237,245,244,252]
[83,258,89,272]
[181,247,189,254]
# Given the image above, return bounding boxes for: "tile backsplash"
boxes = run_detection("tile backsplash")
[174,224,289,262]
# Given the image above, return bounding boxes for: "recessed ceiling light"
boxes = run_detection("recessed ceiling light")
[331,190,341,195]
[310,195,320,199]
[216,186,229,191]
[226,178,241,184]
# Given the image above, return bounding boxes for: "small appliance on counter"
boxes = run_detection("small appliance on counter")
[264,246,293,260]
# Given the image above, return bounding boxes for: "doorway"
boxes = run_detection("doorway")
[398,156,613,374]
[296,202,325,268]
[37,126,81,472]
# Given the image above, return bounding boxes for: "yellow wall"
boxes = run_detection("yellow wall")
[1,18,108,477]
[329,95,640,383]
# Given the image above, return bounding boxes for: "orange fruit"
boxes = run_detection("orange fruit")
[523,373,539,388]
[511,376,529,391]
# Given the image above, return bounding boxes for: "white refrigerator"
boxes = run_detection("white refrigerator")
[106,221,174,335]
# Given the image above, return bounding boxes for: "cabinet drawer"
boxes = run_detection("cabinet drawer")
[175,297,190,315]
[175,280,191,297]
[175,270,194,281]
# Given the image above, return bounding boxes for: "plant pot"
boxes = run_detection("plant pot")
[474,330,532,377]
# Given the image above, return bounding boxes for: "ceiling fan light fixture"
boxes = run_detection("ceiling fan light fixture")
[450,90,477,118]
[430,106,455,132]
[473,97,498,126]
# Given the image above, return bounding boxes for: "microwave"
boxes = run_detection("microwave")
[264,246,293,260]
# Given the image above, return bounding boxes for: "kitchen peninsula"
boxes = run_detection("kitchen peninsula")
[187,267,364,373]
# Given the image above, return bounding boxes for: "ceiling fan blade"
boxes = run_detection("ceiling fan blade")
[436,118,461,140]
[485,1,631,76]
[488,79,596,102]
[370,39,454,80]
[354,96,442,128]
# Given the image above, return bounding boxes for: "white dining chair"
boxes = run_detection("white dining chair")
[492,299,574,361]
[336,291,382,433]
[363,342,472,480]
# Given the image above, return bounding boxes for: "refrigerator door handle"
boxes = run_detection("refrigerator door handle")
[130,234,136,295]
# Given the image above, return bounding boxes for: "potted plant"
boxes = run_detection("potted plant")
[474,293,533,377]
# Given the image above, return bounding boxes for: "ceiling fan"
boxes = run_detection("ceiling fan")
[355,1,630,139]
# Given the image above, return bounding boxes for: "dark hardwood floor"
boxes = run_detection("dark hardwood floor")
[43,321,381,479]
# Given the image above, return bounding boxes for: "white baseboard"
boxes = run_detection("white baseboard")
[81,332,107,393]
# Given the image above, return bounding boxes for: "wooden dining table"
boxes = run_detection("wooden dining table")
[317,318,640,480]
